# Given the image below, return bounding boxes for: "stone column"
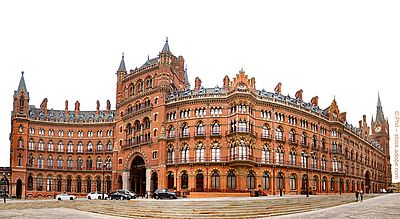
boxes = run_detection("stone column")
[146,167,151,193]
[122,171,129,190]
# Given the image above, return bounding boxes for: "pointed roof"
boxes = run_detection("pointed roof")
[118,53,126,71]
[184,65,190,88]
[161,37,170,53]
[375,92,384,123]
[14,71,29,98]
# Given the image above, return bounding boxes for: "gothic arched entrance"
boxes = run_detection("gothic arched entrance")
[167,172,174,189]
[196,173,204,191]
[301,174,308,194]
[365,171,371,193]
[130,156,146,196]
[16,179,22,199]
[151,172,158,193]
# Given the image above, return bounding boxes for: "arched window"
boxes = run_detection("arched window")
[289,129,296,143]
[28,154,34,167]
[86,177,92,193]
[262,146,270,163]
[182,123,189,137]
[87,156,93,169]
[67,142,73,153]
[47,176,52,191]
[301,152,308,168]
[67,156,73,169]
[195,143,205,162]
[227,171,236,189]
[301,132,307,145]
[96,177,101,192]
[275,127,283,140]
[76,176,82,193]
[181,145,189,162]
[106,176,111,194]
[290,150,296,166]
[58,141,64,152]
[77,156,83,169]
[77,142,83,153]
[107,141,112,151]
[57,156,63,169]
[96,157,102,170]
[276,147,284,165]
[197,123,205,135]
[332,158,338,172]
[312,176,318,191]
[211,171,220,189]
[87,142,93,152]
[331,178,335,191]
[67,176,72,192]
[211,142,220,162]
[238,140,247,160]
[312,154,317,169]
[212,122,221,135]
[238,120,247,132]
[167,146,174,163]
[262,125,269,138]
[322,177,327,191]
[312,135,317,148]
[38,155,44,169]
[38,140,44,151]
[168,126,175,138]
[28,139,34,150]
[290,174,296,191]
[321,156,327,170]
[47,155,53,168]
[57,176,62,192]
[18,153,23,166]
[247,172,255,189]
[181,172,188,189]
[97,142,103,152]
[277,172,284,190]
[27,175,33,190]
[262,172,270,189]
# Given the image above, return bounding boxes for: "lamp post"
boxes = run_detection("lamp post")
[102,161,109,200]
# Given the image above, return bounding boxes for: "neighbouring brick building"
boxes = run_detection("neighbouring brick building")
[9,39,391,199]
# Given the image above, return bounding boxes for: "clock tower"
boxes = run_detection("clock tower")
[371,93,391,189]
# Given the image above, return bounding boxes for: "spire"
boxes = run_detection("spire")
[14,71,28,98]
[118,53,126,71]
[161,37,170,53]
[375,92,384,123]
[184,65,190,89]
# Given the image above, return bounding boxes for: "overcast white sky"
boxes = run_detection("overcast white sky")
[1,1,399,182]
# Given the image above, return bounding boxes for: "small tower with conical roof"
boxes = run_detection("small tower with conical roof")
[116,53,127,105]
[13,71,30,116]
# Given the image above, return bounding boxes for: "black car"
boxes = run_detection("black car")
[109,191,130,200]
[153,189,177,199]
[116,189,137,199]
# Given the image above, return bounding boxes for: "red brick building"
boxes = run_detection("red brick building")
[9,39,391,199]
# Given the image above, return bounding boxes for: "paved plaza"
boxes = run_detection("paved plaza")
[0,193,398,218]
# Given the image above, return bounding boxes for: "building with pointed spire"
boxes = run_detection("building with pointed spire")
[9,39,391,199]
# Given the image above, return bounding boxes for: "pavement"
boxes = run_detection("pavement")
[0,193,398,218]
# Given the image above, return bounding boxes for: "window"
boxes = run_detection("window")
[96,177,101,192]
[48,141,54,151]
[67,142,73,153]
[168,126,175,138]
[197,123,205,135]
[262,125,269,138]
[276,148,284,165]
[47,156,53,168]
[47,176,52,192]
[211,171,220,189]
[97,142,103,152]
[27,175,33,190]
[76,177,82,193]
[262,147,270,163]
[322,177,327,191]
[28,154,34,167]
[211,142,220,162]
[77,157,83,169]
[331,178,335,191]
[262,172,270,189]
[238,120,247,132]
[247,172,255,189]
[301,132,307,145]
[58,141,64,152]
[67,156,73,169]
[290,150,296,166]
[18,154,22,166]
[195,144,205,162]
[87,157,93,169]
[107,141,112,151]
[167,146,174,163]
[301,152,308,168]
[289,129,295,143]
[312,155,317,169]
[211,122,221,135]
[181,145,189,162]
[275,127,283,140]
[181,172,188,189]
[86,177,92,193]
[57,156,63,169]
[332,158,338,172]
[38,155,44,169]
[182,124,189,137]
[321,156,327,170]
[77,142,83,153]
[290,174,296,190]
[227,171,236,189]
[88,142,93,152]
[57,176,62,192]
[67,176,72,192]
[38,140,44,151]
[96,157,102,170]
[28,139,34,150]
[152,151,158,159]
[277,172,284,190]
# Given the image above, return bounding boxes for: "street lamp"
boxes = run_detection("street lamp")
[102,161,109,200]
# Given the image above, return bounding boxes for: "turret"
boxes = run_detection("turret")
[13,71,29,116]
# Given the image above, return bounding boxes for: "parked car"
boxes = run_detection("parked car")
[153,189,177,199]
[116,189,137,199]
[56,193,76,201]
[109,191,130,200]
[379,189,387,193]
[87,192,108,200]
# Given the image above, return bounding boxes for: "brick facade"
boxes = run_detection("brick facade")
[9,39,391,199]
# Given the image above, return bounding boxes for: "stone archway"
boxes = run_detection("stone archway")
[151,172,158,193]
[16,179,22,199]
[130,156,146,196]
[196,172,204,191]
[365,171,371,193]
